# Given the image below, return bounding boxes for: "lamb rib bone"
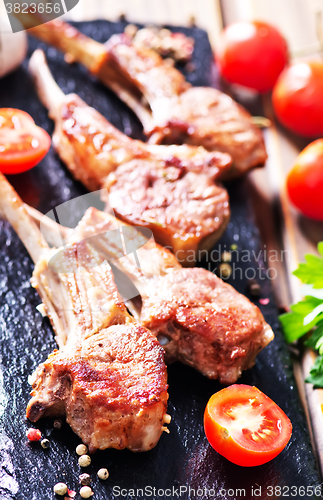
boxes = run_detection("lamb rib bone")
[20,17,267,177]
[28,204,275,384]
[28,49,231,265]
[0,173,169,452]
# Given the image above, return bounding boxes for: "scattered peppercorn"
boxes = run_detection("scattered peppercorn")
[53,419,62,429]
[79,473,92,486]
[259,298,270,306]
[40,438,50,449]
[97,468,109,480]
[218,263,232,279]
[53,482,68,496]
[247,279,261,298]
[26,428,42,442]
[80,486,93,498]
[78,455,91,468]
[230,244,238,251]
[76,444,88,456]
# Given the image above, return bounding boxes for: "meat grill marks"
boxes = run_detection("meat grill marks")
[32,206,274,384]
[104,34,268,177]
[0,173,169,452]
[21,18,267,177]
[29,49,231,265]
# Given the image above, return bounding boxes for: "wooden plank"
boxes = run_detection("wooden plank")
[194,0,223,48]
[221,0,323,55]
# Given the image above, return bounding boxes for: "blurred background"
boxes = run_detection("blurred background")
[65,0,323,56]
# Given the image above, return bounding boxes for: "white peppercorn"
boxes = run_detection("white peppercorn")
[78,455,91,467]
[97,468,109,480]
[53,482,68,496]
[41,438,50,449]
[76,444,88,456]
[80,486,93,498]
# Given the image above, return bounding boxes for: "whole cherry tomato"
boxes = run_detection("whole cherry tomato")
[273,61,323,137]
[216,21,288,92]
[204,385,292,467]
[0,108,51,174]
[287,140,323,220]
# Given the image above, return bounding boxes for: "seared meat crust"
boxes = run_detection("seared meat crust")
[63,208,274,383]
[27,240,169,452]
[140,268,273,383]
[103,157,230,262]
[29,51,232,264]
[0,173,168,452]
[27,323,168,452]
[24,20,267,177]
[148,87,267,177]
[104,34,268,176]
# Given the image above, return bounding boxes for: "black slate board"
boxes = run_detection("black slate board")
[0,21,321,500]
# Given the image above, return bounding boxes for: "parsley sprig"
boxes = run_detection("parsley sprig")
[279,242,323,388]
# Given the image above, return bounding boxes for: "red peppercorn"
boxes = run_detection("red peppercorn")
[26,428,42,442]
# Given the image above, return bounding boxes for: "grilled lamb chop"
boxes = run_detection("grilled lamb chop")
[21,18,267,177]
[0,173,169,452]
[29,50,231,265]
[29,205,274,384]
[104,34,268,176]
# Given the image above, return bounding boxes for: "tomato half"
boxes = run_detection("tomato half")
[216,21,288,92]
[204,385,292,467]
[0,108,51,174]
[272,61,323,137]
[286,140,323,220]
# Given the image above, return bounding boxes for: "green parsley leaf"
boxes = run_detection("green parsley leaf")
[305,321,323,352]
[305,355,323,389]
[279,242,323,388]
[293,245,323,289]
[279,296,323,343]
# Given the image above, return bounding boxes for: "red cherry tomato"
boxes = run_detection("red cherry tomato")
[286,140,323,220]
[216,21,288,92]
[272,61,323,137]
[0,108,51,174]
[204,385,292,467]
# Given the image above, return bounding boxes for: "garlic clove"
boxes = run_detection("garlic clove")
[0,16,27,79]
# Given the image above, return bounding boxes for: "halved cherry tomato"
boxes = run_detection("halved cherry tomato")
[216,21,288,92]
[0,108,51,174]
[272,61,323,137]
[286,139,323,220]
[204,385,292,467]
